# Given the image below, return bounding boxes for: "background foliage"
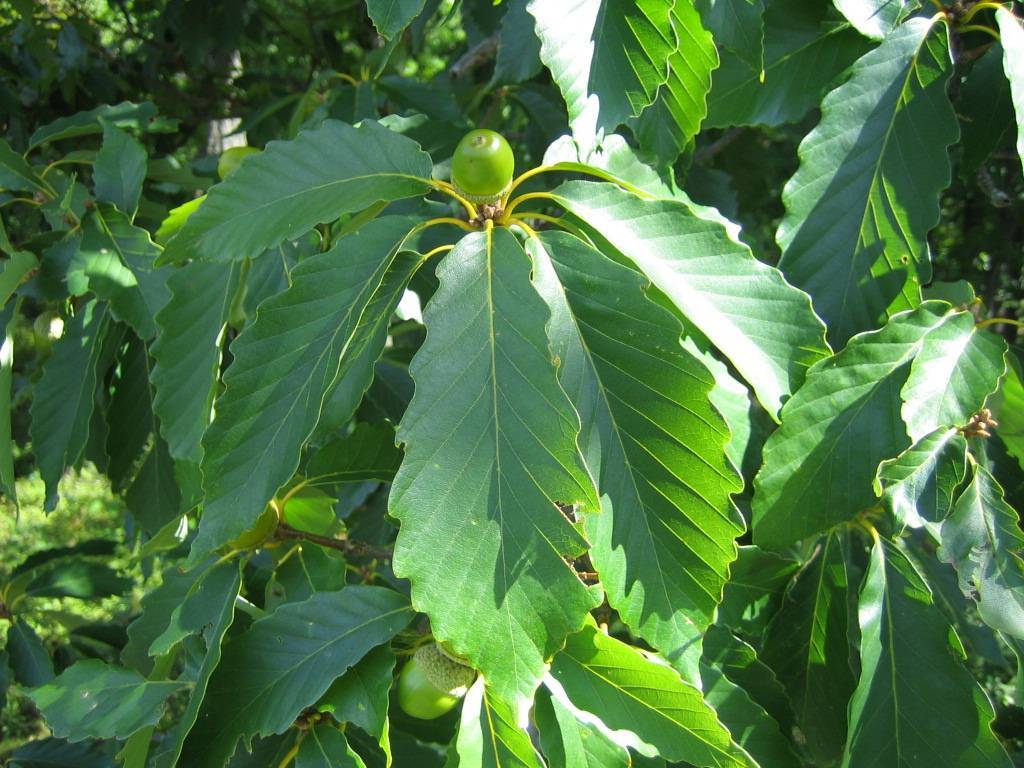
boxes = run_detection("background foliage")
[1,0,1024,766]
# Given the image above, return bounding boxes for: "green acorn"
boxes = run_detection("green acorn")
[451,129,515,205]
[396,642,477,720]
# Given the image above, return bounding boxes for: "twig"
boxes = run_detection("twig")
[977,166,1012,208]
[449,34,499,79]
[275,524,393,560]
[112,0,140,40]
[694,128,745,164]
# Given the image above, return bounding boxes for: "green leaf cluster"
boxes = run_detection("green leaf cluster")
[1,1,1023,766]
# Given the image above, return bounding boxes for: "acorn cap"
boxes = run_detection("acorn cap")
[414,642,476,696]
[436,642,472,665]
[452,181,511,206]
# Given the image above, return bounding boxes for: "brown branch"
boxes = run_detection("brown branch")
[976,166,1012,208]
[449,34,499,79]
[275,524,393,560]
[694,128,745,165]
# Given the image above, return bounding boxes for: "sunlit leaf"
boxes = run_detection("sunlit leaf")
[528,0,675,150]
[534,687,630,768]
[996,8,1024,170]
[73,205,172,339]
[777,18,957,347]
[940,463,1024,640]
[93,123,146,217]
[876,427,968,528]
[366,0,428,39]
[531,231,742,680]
[902,314,1005,442]
[833,0,913,39]
[706,0,869,128]
[753,303,953,549]
[30,661,185,742]
[842,537,1011,767]
[390,228,600,707]
[160,121,431,264]
[189,217,418,564]
[633,4,718,161]
[548,623,753,767]
[549,180,829,417]
[180,586,412,768]
[29,301,112,510]
[452,678,545,768]
[155,194,205,245]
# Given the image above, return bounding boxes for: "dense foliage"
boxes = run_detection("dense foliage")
[2,0,1024,766]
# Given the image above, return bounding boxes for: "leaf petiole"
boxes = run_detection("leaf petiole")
[0,197,44,210]
[958,24,1001,40]
[509,211,592,243]
[977,316,1024,329]
[420,243,455,261]
[428,179,479,219]
[415,216,475,234]
[502,163,653,206]
[502,191,561,221]
[276,735,304,768]
[960,1,1008,24]
[504,217,540,239]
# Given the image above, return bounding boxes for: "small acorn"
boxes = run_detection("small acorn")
[396,642,476,720]
[451,129,515,205]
